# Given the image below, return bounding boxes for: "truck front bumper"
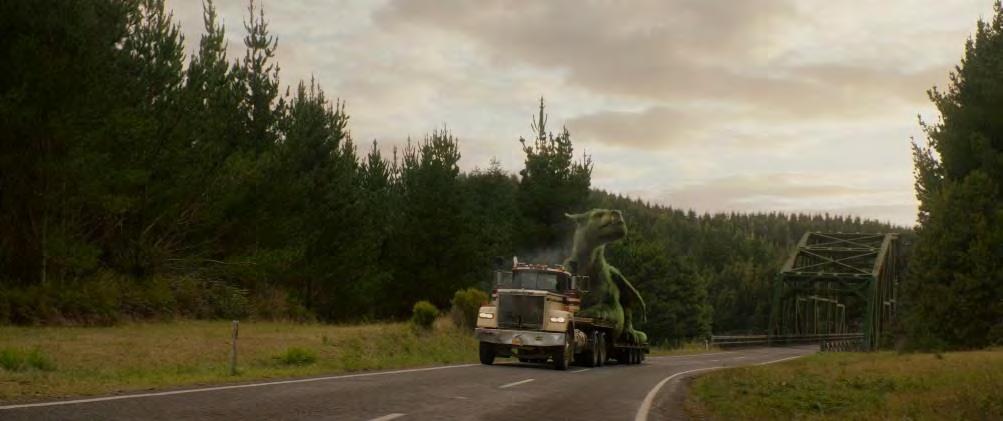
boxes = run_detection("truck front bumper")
[475,328,566,347]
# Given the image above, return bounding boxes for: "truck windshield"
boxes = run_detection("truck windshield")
[508,271,558,291]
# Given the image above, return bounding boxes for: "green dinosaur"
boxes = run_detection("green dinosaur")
[564,209,647,344]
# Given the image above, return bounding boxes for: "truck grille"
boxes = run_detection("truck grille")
[497,294,544,329]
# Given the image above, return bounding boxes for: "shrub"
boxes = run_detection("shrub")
[411,300,438,329]
[0,347,55,372]
[450,288,488,328]
[273,347,317,366]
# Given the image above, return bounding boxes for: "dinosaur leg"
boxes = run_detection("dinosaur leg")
[623,308,648,344]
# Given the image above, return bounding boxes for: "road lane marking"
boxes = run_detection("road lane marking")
[569,368,590,373]
[368,414,406,421]
[756,355,803,366]
[635,367,723,421]
[647,351,734,359]
[634,354,808,421]
[0,364,479,410]
[499,378,535,389]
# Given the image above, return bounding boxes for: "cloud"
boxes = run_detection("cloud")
[162,0,994,226]
[374,0,958,119]
[652,172,917,225]
[568,106,708,149]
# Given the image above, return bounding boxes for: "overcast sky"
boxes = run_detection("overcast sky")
[167,0,995,227]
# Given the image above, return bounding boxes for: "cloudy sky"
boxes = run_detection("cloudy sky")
[168,0,995,227]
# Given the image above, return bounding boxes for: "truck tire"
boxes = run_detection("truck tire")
[479,342,495,365]
[597,333,607,367]
[552,334,571,370]
[585,331,599,367]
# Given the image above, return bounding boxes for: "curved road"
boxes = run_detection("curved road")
[0,346,814,421]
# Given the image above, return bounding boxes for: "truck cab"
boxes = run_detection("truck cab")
[476,261,592,370]
[476,258,648,369]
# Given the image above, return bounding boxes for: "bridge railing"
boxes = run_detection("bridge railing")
[711,333,864,348]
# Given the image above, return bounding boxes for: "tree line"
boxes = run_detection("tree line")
[1,0,908,345]
[906,1,1003,350]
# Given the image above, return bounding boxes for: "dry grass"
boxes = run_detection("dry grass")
[687,348,1003,420]
[0,318,477,403]
[649,340,720,357]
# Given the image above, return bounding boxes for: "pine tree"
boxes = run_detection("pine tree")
[516,98,593,258]
[906,2,1003,349]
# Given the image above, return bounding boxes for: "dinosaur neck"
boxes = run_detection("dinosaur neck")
[571,243,605,277]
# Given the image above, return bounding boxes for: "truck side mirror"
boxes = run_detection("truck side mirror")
[568,260,579,275]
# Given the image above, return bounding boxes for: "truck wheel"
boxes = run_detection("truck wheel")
[552,334,571,370]
[479,342,495,365]
[597,333,606,367]
[586,332,599,367]
[629,348,638,365]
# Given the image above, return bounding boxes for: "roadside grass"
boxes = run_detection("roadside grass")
[650,340,720,357]
[686,348,1003,420]
[0,317,477,403]
[0,347,55,372]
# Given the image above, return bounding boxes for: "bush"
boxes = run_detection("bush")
[273,347,317,366]
[411,300,438,329]
[450,288,488,328]
[0,347,55,372]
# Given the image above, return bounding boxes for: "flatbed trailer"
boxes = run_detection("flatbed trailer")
[571,316,648,366]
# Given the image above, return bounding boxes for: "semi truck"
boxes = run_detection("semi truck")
[474,259,648,370]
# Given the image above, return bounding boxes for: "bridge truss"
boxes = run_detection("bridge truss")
[769,232,900,350]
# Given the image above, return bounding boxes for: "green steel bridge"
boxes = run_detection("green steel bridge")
[765,232,902,351]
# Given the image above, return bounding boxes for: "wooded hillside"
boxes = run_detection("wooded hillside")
[0,0,904,344]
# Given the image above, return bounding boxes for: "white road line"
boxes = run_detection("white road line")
[648,351,735,359]
[634,353,808,421]
[368,413,406,421]
[756,355,803,366]
[634,367,723,421]
[0,364,479,410]
[569,368,590,373]
[499,378,535,389]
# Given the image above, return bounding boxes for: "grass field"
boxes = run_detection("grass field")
[687,348,1003,420]
[649,341,719,357]
[0,319,478,403]
[0,320,715,403]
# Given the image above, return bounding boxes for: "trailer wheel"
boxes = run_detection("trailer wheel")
[585,331,600,367]
[597,333,606,367]
[552,334,571,370]
[479,342,495,365]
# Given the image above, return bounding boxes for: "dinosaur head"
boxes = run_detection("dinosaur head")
[566,209,628,250]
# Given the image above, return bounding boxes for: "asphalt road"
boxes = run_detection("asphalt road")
[0,345,815,421]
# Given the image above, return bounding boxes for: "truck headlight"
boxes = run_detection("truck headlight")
[478,312,495,319]
[549,316,566,323]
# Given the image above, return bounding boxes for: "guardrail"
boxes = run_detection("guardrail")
[710,333,864,350]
